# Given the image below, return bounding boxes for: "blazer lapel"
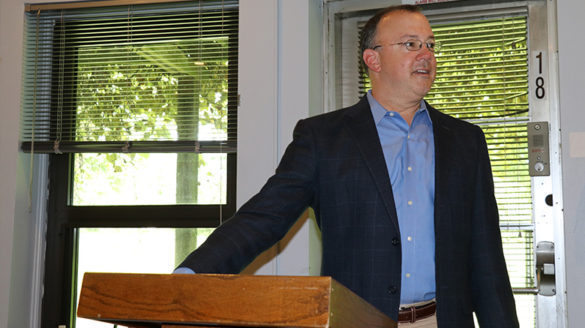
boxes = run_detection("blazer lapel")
[343,97,400,230]
[427,103,458,233]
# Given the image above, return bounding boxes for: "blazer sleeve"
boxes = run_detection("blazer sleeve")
[176,118,318,274]
[470,127,520,327]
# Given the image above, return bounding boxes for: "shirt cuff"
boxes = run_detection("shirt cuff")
[173,267,195,274]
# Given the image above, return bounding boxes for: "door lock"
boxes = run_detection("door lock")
[527,122,550,176]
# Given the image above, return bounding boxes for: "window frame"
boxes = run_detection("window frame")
[34,2,239,327]
[42,154,237,328]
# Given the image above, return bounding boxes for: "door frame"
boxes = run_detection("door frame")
[323,1,567,327]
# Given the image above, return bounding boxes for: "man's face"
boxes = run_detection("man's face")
[372,11,437,101]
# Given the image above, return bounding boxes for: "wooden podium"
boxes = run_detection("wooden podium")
[77,273,396,328]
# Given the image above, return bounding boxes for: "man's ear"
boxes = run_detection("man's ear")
[363,49,381,73]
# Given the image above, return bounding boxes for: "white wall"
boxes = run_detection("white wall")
[556,1,585,327]
[0,1,27,327]
[237,0,323,276]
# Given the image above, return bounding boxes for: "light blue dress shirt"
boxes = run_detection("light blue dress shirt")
[367,91,436,305]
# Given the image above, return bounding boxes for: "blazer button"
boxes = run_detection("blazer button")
[392,238,400,246]
[387,285,398,294]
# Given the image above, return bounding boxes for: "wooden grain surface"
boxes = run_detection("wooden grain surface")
[329,280,396,328]
[77,273,395,328]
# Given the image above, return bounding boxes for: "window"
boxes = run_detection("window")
[21,1,238,327]
[425,16,535,326]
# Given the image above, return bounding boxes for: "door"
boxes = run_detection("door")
[326,1,566,327]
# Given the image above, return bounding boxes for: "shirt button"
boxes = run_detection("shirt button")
[392,238,400,246]
[390,112,395,117]
[388,285,398,294]
[408,166,412,171]
[408,200,413,206]
[407,236,412,242]
[406,273,411,278]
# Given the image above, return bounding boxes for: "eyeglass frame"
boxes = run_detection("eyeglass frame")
[371,39,441,53]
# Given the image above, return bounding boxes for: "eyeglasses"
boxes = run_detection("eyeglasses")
[372,39,441,53]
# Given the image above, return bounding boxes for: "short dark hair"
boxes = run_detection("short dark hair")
[359,5,422,71]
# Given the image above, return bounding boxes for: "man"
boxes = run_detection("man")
[176,5,519,327]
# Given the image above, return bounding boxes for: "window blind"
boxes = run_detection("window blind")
[359,16,534,290]
[21,0,238,154]
[428,16,534,290]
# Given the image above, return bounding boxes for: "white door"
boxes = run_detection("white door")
[326,1,566,327]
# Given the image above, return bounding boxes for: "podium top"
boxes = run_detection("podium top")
[78,273,396,328]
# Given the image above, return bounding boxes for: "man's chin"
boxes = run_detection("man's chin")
[413,85,433,99]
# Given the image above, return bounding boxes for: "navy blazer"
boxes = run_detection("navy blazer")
[179,97,519,327]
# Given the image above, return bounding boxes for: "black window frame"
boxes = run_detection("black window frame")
[38,5,238,328]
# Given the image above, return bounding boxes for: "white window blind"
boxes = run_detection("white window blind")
[21,0,238,154]
[429,16,533,291]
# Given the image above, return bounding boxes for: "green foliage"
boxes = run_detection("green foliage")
[75,40,229,143]
[73,37,229,171]
[72,37,231,205]
[428,18,529,120]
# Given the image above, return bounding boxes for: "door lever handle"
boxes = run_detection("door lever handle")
[535,241,555,296]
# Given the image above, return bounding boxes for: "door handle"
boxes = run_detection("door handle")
[535,241,555,296]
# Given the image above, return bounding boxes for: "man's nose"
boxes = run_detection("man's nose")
[416,46,435,59]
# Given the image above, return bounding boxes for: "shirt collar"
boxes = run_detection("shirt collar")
[366,90,432,127]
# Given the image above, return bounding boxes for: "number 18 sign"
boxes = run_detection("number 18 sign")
[533,51,548,100]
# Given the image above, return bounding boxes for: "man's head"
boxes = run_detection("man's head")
[360,5,437,104]
[360,5,423,62]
